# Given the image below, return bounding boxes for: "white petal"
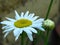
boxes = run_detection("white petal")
[2,26,8,29]
[32,24,45,31]
[35,25,45,31]
[38,27,45,31]
[29,27,37,33]
[24,28,32,34]
[3,28,14,33]
[3,27,10,30]
[13,28,23,40]
[27,34,33,41]
[27,13,35,20]
[15,10,20,20]
[21,12,24,18]
[6,17,15,22]
[28,13,35,18]
[1,21,13,25]
[13,28,22,36]
[34,18,44,23]
[2,25,14,30]
[32,23,42,28]
[24,11,29,17]
[32,16,39,21]
[4,32,9,38]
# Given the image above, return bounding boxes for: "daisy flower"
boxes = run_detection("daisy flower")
[1,10,45,41]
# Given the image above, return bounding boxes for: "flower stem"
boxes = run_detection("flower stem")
[45,0,53,20]
[33,30,44,45]
[21,33,25,45]
[26,38,29,45]
[34,31,42,45]
[44,0,54,45]
[44,30,50,45]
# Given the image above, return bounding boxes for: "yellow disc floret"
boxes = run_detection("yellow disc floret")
[14,19,32,28]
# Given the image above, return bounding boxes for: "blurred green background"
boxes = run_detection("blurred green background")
[0,0,59,45]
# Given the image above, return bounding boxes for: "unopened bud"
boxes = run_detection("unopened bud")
[42,19,55,30]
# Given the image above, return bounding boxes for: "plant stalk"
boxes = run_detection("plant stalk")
[21,33,25,45]
[45,0,54,20]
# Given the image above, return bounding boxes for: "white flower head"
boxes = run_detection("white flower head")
[1,10,45,41]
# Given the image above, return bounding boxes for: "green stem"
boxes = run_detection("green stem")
[21,33,24,45]
[44,30,50,45]
[33,30,44,45]
[34,31,42,45]
[45,0,54,20]
[44,0,54,45]
[26,38,29,45]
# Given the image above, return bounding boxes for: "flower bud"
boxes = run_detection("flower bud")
[42,19,55,30]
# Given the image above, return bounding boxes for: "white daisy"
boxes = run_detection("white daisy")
[1,10,45,41]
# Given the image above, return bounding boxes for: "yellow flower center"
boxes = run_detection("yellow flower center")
[14,19,32,28]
